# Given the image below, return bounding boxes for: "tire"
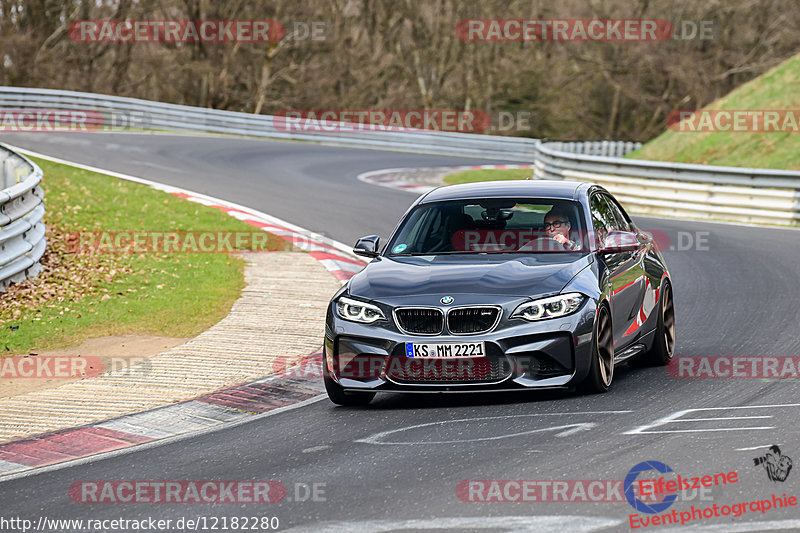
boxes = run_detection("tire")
[636,280,676,367]
[323,371,376,406]
[579,304,614,394]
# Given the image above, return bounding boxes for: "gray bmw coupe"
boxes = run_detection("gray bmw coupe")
[323,180,675,405]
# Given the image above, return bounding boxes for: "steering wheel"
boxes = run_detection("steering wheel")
[519,235,564,252]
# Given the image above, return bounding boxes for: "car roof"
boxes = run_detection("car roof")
[418,180,591,203]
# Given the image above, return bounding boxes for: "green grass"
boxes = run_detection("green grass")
[629,52,800,169]
[0,157,291,354]
[443,168,534,185]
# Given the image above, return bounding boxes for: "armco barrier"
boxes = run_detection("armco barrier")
[0,143,45,290]
[1,86,798,295]
[0,87,539,161]
[534,142,800,225]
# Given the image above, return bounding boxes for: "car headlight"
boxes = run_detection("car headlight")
[511,293,585,321]
[335,296,386,324]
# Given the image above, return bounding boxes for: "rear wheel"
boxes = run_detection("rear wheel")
[323,366,376,406]
[580,304,614,394]
[636,281,675,366]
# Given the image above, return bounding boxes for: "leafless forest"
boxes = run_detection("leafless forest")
[1,0,798,140]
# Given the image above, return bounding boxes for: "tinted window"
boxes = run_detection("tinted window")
[387,198,587,255]
[590,193,615,237]
[603,194,630,232]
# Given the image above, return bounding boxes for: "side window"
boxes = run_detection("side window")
[603,194,630,232]
[589,193,615,241]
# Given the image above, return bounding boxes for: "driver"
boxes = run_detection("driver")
[543,207,580,251]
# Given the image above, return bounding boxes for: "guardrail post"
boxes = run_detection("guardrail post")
[0,151,7,189]
[3,157,16,189]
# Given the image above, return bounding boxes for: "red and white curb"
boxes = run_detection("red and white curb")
[0,355,325,479]
[166,191,365,282]
[0,147,363,481]
[357,164,534,194]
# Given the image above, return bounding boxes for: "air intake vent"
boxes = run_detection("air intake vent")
[386,357,511,384]
[447,307,500,334]
[395,308,444,335]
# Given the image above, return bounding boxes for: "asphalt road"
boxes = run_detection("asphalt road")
[2,132,800,532]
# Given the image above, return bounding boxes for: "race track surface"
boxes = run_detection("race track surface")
[3,132,800,532]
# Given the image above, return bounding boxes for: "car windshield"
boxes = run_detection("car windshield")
[386,198,588,255]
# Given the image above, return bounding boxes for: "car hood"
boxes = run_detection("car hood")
[348,254,593,300]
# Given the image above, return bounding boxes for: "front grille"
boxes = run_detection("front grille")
[447,307,500,334]
[385,356,511,384]
[395,308,444,335]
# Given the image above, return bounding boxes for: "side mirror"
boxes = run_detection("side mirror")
[601,231,640,253]
[353,235,380,258]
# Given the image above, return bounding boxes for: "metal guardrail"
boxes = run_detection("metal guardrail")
[0,86,798,281]
[0,144,45,291]
[538,140,642,157]
[533,142,800,225]
[0,87,540,161]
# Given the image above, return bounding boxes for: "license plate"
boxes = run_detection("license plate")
[405,341,485,358]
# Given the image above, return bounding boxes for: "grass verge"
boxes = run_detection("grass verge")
[628,52,800,169]
[443,168,533,185]
[1,157,291,354]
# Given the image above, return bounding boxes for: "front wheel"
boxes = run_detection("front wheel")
[323,372,375,406]
[636,280,675,366]
[579,304,614,394]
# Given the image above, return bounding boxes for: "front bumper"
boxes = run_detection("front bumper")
[324,295,597,392]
